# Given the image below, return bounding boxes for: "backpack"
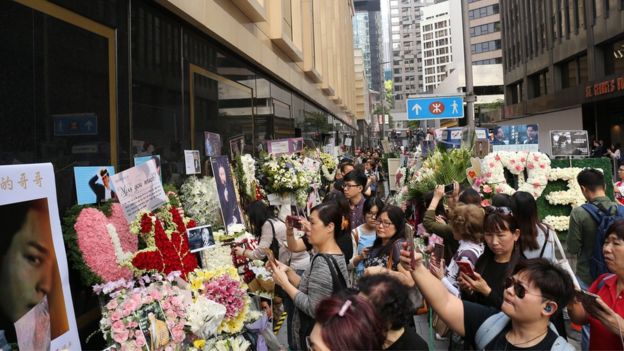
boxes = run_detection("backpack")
[474,312,574,351]
[297,254,347,350]
[581,201,624,280]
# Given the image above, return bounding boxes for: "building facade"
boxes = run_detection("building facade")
[420,1,453,92]
[501,0,624,151]
[1,0,358,212]
[353,10,384,93]
[390,0,436,112]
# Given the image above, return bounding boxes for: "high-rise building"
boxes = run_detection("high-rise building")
[500,0,624,151]
[353,2,384,94]
[389,0,436,113]
[420,1,453,93]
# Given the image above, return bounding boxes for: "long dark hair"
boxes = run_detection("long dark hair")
[512,191,548,251]
[323,191,351,238]
[371,205,406,257]
[246,200,275,238]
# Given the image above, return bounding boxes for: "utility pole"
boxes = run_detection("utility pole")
[461,0,475,129]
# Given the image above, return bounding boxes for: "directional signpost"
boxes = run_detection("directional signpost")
[406,95,464,120]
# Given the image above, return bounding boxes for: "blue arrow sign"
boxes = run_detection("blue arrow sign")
[406,96,464,120]
[53,113,98,136]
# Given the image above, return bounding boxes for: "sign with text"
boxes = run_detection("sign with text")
[406,95,464,120]
[0,163,79,350]
[184,150,201,175]
[111,159,168,222]
[550,130,589,157]
[267,139,290,155]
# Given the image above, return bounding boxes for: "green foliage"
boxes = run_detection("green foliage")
[537,157,614,241]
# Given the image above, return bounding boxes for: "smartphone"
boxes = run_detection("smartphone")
[444,183,454,193]
[286,215,303,230]
[456,260,477,280]
[405,229,416,270]
[432,243,444,267]
[262,248,277,265]
[576,290,600,308]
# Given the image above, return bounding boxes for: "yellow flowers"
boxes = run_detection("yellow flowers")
[193,339,206,349]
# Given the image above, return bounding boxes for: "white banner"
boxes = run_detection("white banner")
[111,159,168,222]
[0,163,79,350]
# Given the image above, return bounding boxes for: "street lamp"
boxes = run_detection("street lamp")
[379,60,391,142]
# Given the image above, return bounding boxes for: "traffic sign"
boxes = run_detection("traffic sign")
[53,113,98,136]
[406,96,464,120]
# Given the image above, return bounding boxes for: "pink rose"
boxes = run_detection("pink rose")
[483,185,492,194]
[485,172,492,178]
[112,329,129,343]
[520,157,526,163]
[489,163,495,168]
[540,164,545,169]
[165,346,174,351]
[111,311,123,321]
[161,300,171,310]
[533,182,541,188]
[495,155,501,161]
[172,326,185,343]
[481,199,490,207]
[130,293,142,304]
[527,163,535,169]
[149,289,163,301]
[515,165,522,172]
[534,155,540,161]
[510,159,516,164]
[111,320,125,333]
[106,299,118,310]
[135,331,146,347]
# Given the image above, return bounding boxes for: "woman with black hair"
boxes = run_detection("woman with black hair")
[511,191,555,260]
[270,202,349,350]
[459,206,521,309]
[349,197,384,281]
[363,205,406,270]
[233,200,309,272]
[358,274,427,350]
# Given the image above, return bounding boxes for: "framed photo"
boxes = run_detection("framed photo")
[550,130,589,157]
[204,132,222,157]
[73,166,116,205]
[184,150,201,175]
[229,135,245,160]
[210,156,244,231]
[187,225,215,253]
[0,163,79,350]
[135,302,172,351]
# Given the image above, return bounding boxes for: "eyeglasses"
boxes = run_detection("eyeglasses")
[504,276,542,299]
[377,220,394,227]
[365,212,378,219]
[343,183,360,189]
[485,206,513,216]
[305,336,315,351]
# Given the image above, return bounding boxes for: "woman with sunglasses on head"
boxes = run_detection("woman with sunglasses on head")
[307,292,386,351]
[569,219,624,350]
[269,202,349,350]
[398,252,576,350]
[429,203,484,297]
[511,191,556,261]
[459,206,521,309]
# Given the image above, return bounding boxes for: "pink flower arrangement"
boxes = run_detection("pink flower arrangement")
[74,204,138,282]
[97,273,188,349]
[202,275,246,319]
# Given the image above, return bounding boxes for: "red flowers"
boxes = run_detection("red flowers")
[131,206,198,280]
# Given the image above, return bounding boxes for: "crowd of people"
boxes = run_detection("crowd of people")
[234,148,624,350]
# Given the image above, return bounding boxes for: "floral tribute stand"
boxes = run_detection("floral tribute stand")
[65,192,276,350]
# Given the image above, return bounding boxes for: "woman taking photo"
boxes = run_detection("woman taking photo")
[429,203,484,297]
[569,219,624,350]
[459,206,521,309]
[363,205,406,270]
[511,191,555,260]
[269,202,349,350]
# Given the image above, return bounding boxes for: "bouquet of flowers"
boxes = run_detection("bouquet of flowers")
[237,154,257,200]
[407,146,472,198]
[214,223,251,242]
[179,176,224,229]
[259,153,312,207]
[188,267,254,334]
[229,234,259,284]
[95,272,189,351]
[129,202,199,280]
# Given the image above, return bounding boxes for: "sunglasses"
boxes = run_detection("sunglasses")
[485,206,513,216]
[504,276,543,299]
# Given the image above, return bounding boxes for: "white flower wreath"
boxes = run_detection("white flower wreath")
[481,151,551,198]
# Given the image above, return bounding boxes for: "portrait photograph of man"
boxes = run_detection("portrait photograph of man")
[210,156,243,231]
[186,225,215,253]
[0,198,69,347]
[73,166,117,205]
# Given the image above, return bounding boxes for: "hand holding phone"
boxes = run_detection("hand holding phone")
[432,243,444,267]
[443,183,454,193]
[286,215,302,230]
[405,230,416,270]
[456,260,477,280]
[262,248,277,265]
